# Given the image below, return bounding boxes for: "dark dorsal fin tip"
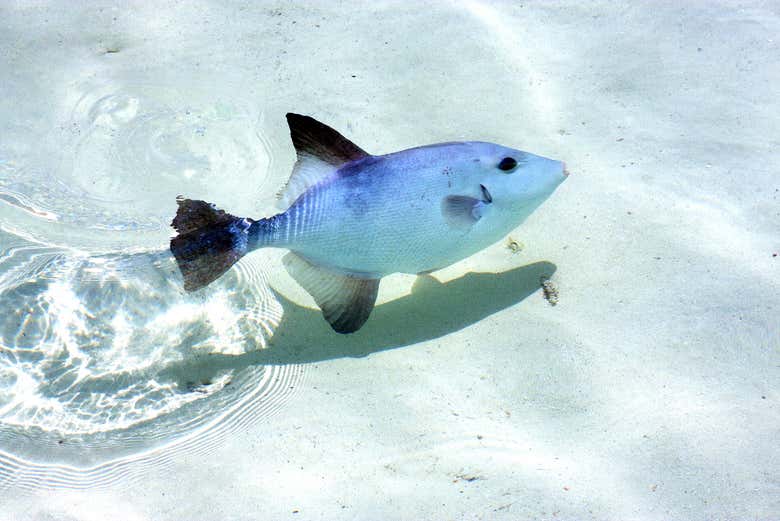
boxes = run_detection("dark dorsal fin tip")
[285,113,369,166]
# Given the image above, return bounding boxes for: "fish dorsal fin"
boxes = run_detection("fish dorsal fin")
[287,113,369,166]
[283,252,379,334]
[276,114,370,209]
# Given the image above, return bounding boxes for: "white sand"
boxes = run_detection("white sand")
[0,1,778,520]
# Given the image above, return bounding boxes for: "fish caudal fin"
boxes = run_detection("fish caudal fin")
[283,252,379,334]
[170,197,252,292]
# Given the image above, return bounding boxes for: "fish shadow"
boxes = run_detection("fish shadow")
[175,261,556,379]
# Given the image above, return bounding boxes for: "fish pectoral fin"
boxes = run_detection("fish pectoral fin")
[441,195,486,229]
[283,252,380,334]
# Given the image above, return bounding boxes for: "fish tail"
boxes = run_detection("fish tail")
[170,197,255,292]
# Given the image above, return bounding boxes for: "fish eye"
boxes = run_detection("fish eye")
[497,157,517,172]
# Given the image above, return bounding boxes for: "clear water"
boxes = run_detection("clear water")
[1,2,778,519]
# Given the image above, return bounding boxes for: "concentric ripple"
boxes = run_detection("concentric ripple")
[0,80,303,489]
[1,81,277,250]
[0,362,304,492]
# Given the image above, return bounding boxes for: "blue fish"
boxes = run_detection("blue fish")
[171,114,568,333]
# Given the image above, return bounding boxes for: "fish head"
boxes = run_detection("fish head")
[466,142,567,219]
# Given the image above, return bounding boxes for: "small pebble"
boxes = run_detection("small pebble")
[506,237,524,254]
[541,277,559,306]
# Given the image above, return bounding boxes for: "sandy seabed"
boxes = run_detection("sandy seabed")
[0,1,778,520]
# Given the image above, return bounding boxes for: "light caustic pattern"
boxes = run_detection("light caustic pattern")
[0,82,303,489]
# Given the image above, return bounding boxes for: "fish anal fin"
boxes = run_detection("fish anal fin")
[283,252,379,334]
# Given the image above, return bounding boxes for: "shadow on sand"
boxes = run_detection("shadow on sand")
[165,261,556,383]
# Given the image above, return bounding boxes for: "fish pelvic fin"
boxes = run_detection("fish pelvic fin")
[283,252,379,334]
[170,197,252,292]
[276,113,371,209]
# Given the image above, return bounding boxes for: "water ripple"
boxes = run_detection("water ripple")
[0,364,304,492]
[0,231,303,490]
[0,76,298,489]
[1,81,277,250]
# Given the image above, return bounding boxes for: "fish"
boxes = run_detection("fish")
[170,113,568,334]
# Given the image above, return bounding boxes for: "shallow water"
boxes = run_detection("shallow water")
[1,1,778,520]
